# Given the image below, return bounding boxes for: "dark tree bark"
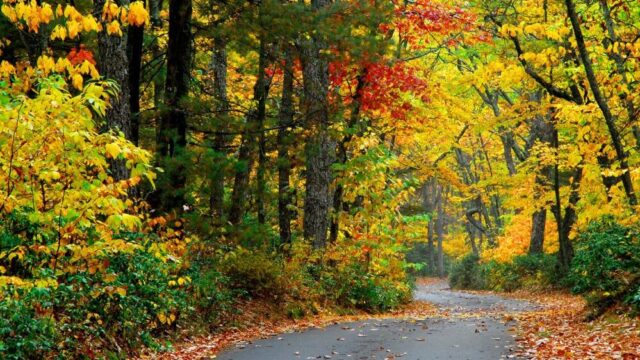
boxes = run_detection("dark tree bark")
[565,0,637,207]
[550,127,581,272]
[127,18,144,145]
[277,45,295,247]
[598,0,640,147]
[156,0,192,210]
[150,0,165,109]
[94,0,132,181]
[474,86,517,176]
[421,180,438,272]
[435,186,445,278]
[300,0,335,249]
[529,209,546,254]
[256,117,267,224]
[466,221,479,256]
[527,109,554,255]
[17,29,46,66]
[454,147,496,246]
[209,35,229,225]
[501,133,518,176]
[427,218,436,273]
[329,72,366,243]
[228,37,270,225]
[256,70,268,225]
[150,0,163,27]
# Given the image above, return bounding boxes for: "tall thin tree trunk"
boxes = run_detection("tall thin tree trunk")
[256,62,268,225]
[228,37,270,225]
[156,0,192,210]
[209,36,229,225]
[127,18,144,145]
[550,127,581,272]
[529,209,546,254]
[501,133,517,176]
[301,0,334,249]
[329,72,365,243]
[427,218,436,273]
[598,0,640,147]
[466,222,479,256]
[436,188,445,278]
[95,0,132,181]
[565,0,637,207]
[277,45,295,247]
[256,114,267,224]
[150,0,164,110]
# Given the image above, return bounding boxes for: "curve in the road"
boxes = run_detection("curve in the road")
[216,281,536,360]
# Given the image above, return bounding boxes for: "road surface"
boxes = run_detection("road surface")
[216,281,537,360]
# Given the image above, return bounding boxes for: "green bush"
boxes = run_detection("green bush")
[329,263,410,312]
[449,253,558,292]
[219,247,284,298]
[568,220,640,310]
[485,254,558,292]
[189,263,234,326]
[0,289,57,359]
[0,246,187,359]
[449,253,486,289]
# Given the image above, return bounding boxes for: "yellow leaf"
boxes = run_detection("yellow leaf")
[128,1,148,27]
[106,20,122,36]
[105,143,121,158]
[158,313,167,324]
[71,73,83,90]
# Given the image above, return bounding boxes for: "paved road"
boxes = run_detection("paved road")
[216,281,537,360]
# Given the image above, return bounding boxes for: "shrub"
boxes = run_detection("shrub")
[189,263,234,327]
[485,254,558,292]
[0,245,187,358]
[0,289,57,359]
[330,262,411,312]
[449,253,486,289]
[0,77,188,357]
[568,220,640,310]
[219,246,284,298]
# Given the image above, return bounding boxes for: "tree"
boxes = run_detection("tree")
[300,0,334,249]
[156,0,193,211]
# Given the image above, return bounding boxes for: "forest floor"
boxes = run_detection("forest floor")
[148,278,640,359]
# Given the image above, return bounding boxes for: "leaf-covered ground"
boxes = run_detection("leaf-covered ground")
[144,279,640,359]
[142,299,437,359]
[505,292,640,359]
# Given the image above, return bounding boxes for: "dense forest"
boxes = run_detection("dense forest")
[1,0,639,358]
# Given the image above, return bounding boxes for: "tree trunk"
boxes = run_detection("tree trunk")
[156,0,192,211]
[256,81,268,224]
[209,36,229,226]
[436,188,445,278]
[150,0,163,28]
[277,45,295,247]
[127,18,144,145]
[466,221,479,256]
[551,127,581,273]
[597,0,640,148]
[301,0,334,249]
[329,72,365,243]
[565,0,637,207]
[501,133,517,176]
[228,37,270,225]
[150,0,164,110]
[427,218,435,274]
[529,209,546,254]
[94,0,132,181]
